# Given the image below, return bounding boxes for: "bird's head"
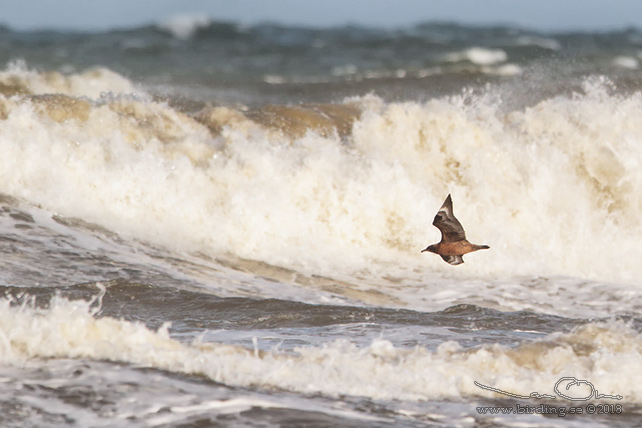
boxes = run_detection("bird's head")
[421,244,438,254]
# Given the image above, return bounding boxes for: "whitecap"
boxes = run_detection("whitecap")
[445,47,508,65]
[157,13,212,40]
[612,56,638,69]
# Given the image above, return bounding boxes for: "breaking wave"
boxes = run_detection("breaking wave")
[0,294,640,403]
[0,64,641,285]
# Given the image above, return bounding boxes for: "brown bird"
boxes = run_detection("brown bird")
[421,194,489,265]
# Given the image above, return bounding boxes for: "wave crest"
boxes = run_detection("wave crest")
[1,294,640,402]
[0,65,641,284]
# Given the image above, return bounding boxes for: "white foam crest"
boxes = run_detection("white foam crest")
[487,63,522,76]
[349,84,642,282]
[445,47,508,65]
[0,296,640,403]
[0,61,141,99]
[612,56,639,69]
[157,14,213,40]
[1,75,642,285]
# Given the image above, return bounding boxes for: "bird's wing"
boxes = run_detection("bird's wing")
[432,194,467,242]
[440,254,465,265]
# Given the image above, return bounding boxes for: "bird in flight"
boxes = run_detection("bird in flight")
[421,194,489,265]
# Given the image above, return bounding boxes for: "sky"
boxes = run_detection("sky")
[1,0,642,32]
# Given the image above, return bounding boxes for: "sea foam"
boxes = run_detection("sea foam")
[157,14,214,40]
[0,294,640,403]
[0,66,641,286]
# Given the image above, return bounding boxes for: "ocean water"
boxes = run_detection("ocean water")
[0,17,641,427]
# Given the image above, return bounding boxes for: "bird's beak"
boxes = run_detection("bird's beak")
[421,248,428,253]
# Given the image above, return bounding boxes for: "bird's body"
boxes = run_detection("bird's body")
[421,194,489,265]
